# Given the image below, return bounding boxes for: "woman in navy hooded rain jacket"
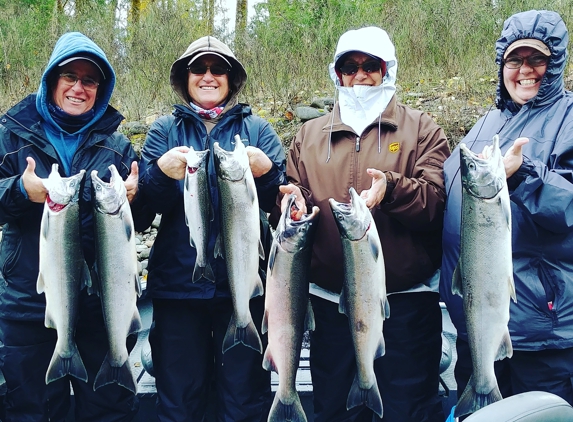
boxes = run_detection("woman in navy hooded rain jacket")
[440,9,573,416]
[0,32,140,421]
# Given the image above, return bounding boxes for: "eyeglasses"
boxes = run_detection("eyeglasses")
[59,73,99,90]
[503,55,549,69]
[188,64,230,76]
[339,61,382,76]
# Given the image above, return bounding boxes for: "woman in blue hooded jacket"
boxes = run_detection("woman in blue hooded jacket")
[440,9,573,416]
[0,32,140,421]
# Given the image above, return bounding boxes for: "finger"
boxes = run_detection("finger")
[129,161,139,178]
[24,156,36,174]
[513,137,529,152]
[367,168,384,180]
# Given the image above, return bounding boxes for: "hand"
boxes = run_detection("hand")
[503,137,529,178]
[157,146,189,180]
[22,157,48,203]
[279,184,307,220]
[124,161,139,203]
[245,146,273,178]
[359,168,387,209]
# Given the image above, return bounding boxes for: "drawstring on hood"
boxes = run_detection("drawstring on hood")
[326,27,397,162]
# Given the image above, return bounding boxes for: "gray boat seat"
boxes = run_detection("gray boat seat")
[464,391,573,421]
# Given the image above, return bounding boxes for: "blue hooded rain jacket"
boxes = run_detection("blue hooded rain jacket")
[440,10,573,350]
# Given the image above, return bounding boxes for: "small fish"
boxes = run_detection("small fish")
[37,164,88,384]
[214,136,265,354]
[184,147,214,282]
[92,164,142,394]
[453,135,516,417]
[262,195,320,422]
[329,187,389,418]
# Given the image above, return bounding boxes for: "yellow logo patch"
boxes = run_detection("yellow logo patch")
[389,142,400,153]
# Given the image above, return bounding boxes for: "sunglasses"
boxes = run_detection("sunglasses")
[503,55,549,69]
[59,73,99,90]
[339,61,382,76]
[188,63,230,76]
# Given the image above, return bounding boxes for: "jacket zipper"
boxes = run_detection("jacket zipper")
[355,136,360,152]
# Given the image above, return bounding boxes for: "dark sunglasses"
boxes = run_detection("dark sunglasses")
[188,63,230,76]
[339,61,382,76]
[503,55,549,69]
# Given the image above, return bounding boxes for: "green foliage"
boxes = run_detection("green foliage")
[0,0,572,124]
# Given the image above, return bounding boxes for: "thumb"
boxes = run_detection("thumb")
[24,156,36,175]
[513,137,529,154]
[129,161,139,178]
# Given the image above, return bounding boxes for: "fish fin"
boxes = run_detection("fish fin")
[268,243,278,276]
[41,213,50,240]
[88,265,101,296]
[204,262,215,283]
[134,274,142,297]
[93,353,137,394]
[192,263,204,283]
[262,346,276,372]
[251,276,264,298]
[122,211,133,242]
[268,394,307,422]
[44,312,56,329]
[454,375,502,418]
[452,261,463,296]
[501,194,511,229]
[258,239,265,261]
[36,272,45,294]
[188,233,196,248]
[129,309,142,335]
[496,329,513,361]
[261,308,269,334]
[338,289,348,316]
[46,345,88,384]
[214,234,224,259]
[305,300,315,332]
[508,275,517,303]
[374,334,386,360]
[246,178,257,204]
[368,232,381,260]
[81,260,92,290]
[346,374,383,418]
[382,297,390,320]
[222,316,263,354]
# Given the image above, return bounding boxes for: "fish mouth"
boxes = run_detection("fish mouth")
[47,194,67,212]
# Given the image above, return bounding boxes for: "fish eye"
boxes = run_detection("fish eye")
[468,162,476,171]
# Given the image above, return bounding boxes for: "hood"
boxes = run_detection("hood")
[495,10,568,111]
[36,32,116,133]
[328,26,397,89]
[170,35,247,106]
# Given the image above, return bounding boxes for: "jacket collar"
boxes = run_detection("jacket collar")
[322,95,399,134]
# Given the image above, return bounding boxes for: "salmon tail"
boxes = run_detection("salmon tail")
[496,330,513,360]
[454,375,502,417]
[346,375,383,418]
[129,310,142,335]
[268,393,307,422]
[192,261,215,283]
[93,352,136,394]
[46,345,88,384]
[222,316,263,354]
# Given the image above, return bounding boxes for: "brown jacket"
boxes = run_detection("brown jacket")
[286,96,450,293]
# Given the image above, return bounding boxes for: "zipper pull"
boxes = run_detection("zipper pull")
[355,136,360,152]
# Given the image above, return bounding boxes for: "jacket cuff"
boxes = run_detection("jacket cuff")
[507,155,534,191]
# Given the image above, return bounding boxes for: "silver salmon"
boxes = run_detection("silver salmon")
[329,187,389,418]
[262,195,319,422]
[37,164,88,384]
[214,136,264,354]
[91,164,142,394]
[453,135,516,418]
[184,147,214,282]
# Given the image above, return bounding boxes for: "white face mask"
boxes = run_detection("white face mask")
[337,83,395,136]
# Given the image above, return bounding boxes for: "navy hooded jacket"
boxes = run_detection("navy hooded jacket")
[440,10,573,350]
[0,32,140,320]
